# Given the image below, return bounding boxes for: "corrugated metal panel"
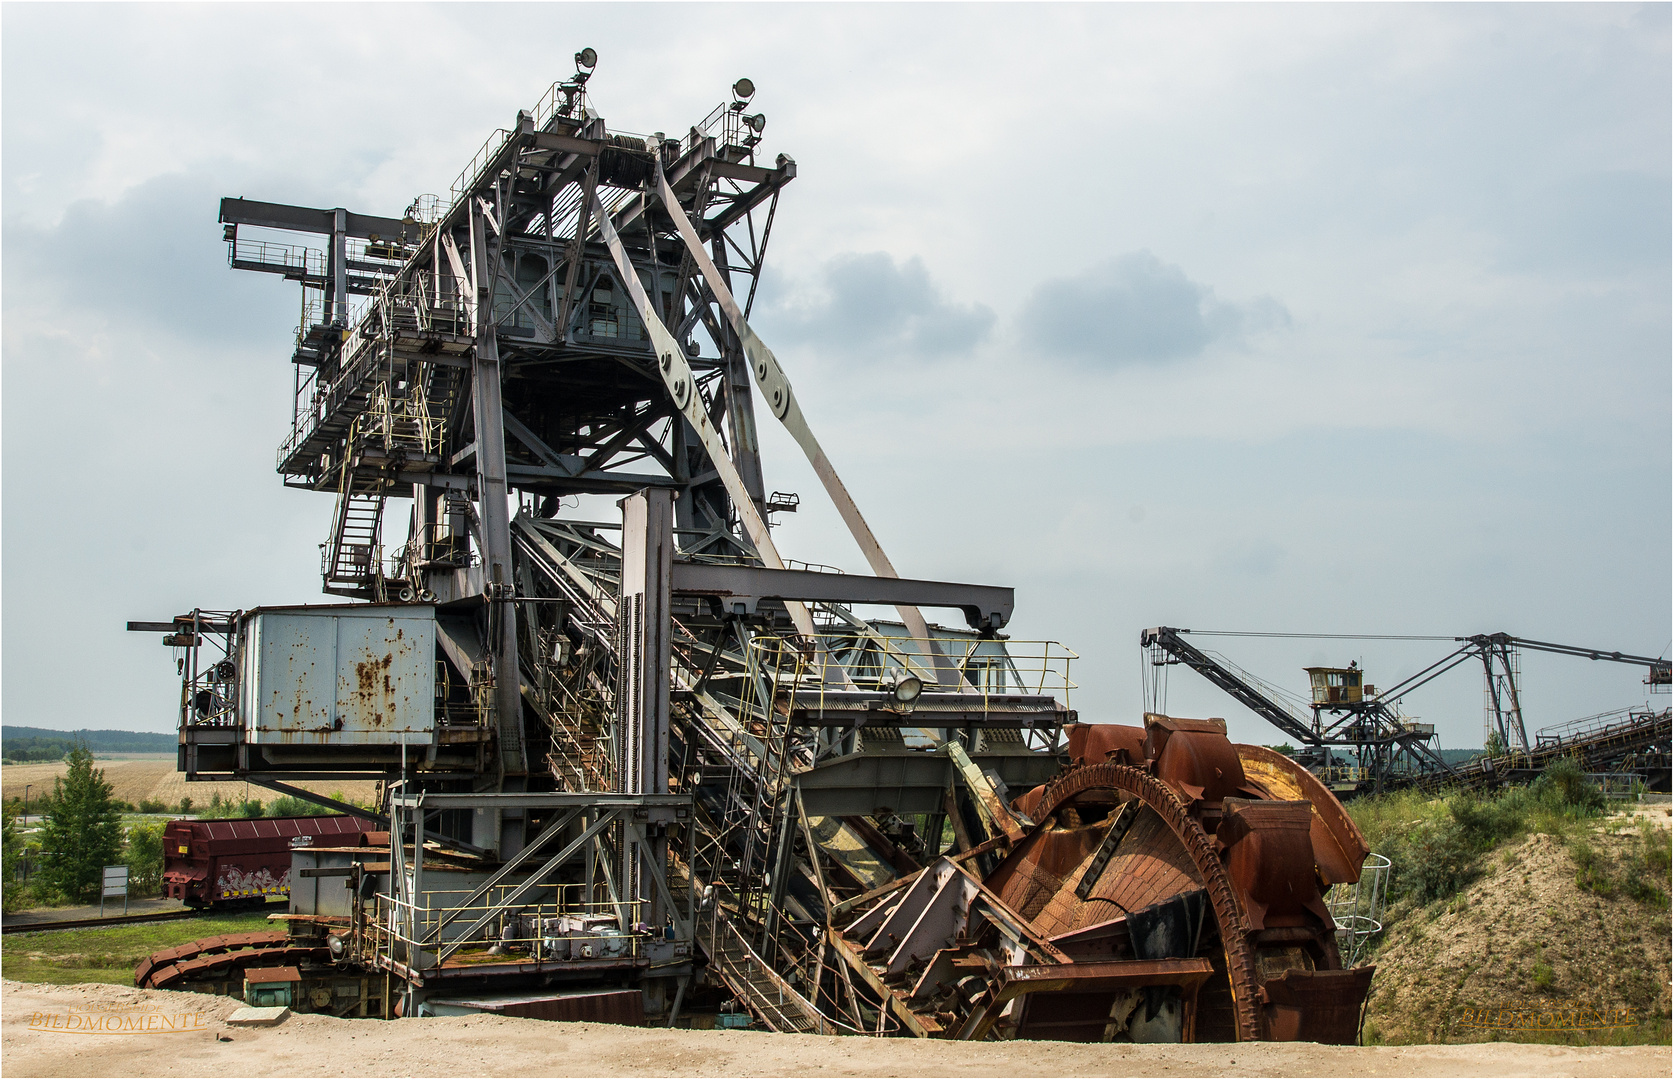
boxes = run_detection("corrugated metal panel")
[246,605,435,745]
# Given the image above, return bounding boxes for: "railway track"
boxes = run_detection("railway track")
[1,908,201,935]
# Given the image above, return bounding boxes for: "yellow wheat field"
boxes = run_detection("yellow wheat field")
[2,758,378,809]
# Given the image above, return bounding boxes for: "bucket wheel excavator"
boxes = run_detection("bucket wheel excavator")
[827,714,1375,1043]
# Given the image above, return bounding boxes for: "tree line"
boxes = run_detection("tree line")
[2,726,175,762]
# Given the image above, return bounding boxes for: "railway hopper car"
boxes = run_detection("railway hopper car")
[163,814,375,907]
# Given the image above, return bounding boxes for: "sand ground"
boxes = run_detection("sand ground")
[3,980,1668,1078]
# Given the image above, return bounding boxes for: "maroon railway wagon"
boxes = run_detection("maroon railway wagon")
[163,815,374,908]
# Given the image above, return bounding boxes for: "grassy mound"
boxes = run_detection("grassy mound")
[1348,767,1671,1046]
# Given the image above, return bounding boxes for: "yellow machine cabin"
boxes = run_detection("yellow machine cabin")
[1305,663,1376,706]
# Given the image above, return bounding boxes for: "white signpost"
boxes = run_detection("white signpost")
[101,865,129,916]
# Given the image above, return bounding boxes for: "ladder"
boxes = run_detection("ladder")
[323,490,385,596]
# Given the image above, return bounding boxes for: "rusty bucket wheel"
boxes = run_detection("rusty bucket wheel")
[1032,762,1263,1042]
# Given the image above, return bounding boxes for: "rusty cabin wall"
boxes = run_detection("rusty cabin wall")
[241,605,436,746]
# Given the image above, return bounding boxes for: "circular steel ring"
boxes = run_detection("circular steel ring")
[1032,762,1264,1042]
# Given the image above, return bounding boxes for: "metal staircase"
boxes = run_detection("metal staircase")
[700,899,829,1035]
[323,489,386,597]
[511,516,622,792]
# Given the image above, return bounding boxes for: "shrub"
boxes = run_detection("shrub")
[1574,822,1673,906]
[1533,756,1604,815]
[1389,818,1477,904]
[266,795,328,818]
[1351,757,1612,909]
[1448,790,1531,851]
[176,796,193,815]
[1,805,22,912]
[124,823,165,896]
[203,792,262,819]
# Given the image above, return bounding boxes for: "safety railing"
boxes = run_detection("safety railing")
[1586,772,1644,799]
[1536,706,1657,747]
[527,78,591,135]
[405,195,443,226]
[274,310,384,468]
[412,521,478,570]
[783,560,843,575]
[229,236,325,277]
[686,102,751,156]
[432,658,490,730]
[1315,765,1369,785]
[352,394,444,459]
[699,884,877,1036]
[744,634,1077,710]
[441,77,593,220]
[171,611,244,732]
[295,297,329,342]
[321,537,380,585]
[182,671,240,729]
[374,887,649,969]
[449,127,513,211]
[279,362,325,465]
[347,235,414,266]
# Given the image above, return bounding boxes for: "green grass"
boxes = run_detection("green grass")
[0,911,273,985]
[1347,759,1609,907]
[1570,819,1673,906]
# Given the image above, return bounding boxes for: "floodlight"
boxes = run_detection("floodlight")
[880,671,923,706]
[575,47,598,70]
[743,113,766,133]
[732,77,755,102]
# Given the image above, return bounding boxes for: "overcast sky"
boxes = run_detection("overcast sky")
[4,3,1669,750]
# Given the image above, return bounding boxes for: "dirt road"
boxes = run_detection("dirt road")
[3,980,1667,1078]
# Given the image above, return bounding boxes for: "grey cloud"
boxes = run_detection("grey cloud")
[763,252,995,358]
[1021,250,1290,365]
[3,172,297,344]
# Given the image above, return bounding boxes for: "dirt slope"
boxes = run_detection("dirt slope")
[3,980,1668,1078]
[1365,812,1673,1045]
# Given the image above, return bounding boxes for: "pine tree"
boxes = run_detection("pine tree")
[1,805,23,911]
[38,745,124,902]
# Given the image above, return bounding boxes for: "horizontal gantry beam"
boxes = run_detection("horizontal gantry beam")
[670,561,1013,631]
[219,198,418,242]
